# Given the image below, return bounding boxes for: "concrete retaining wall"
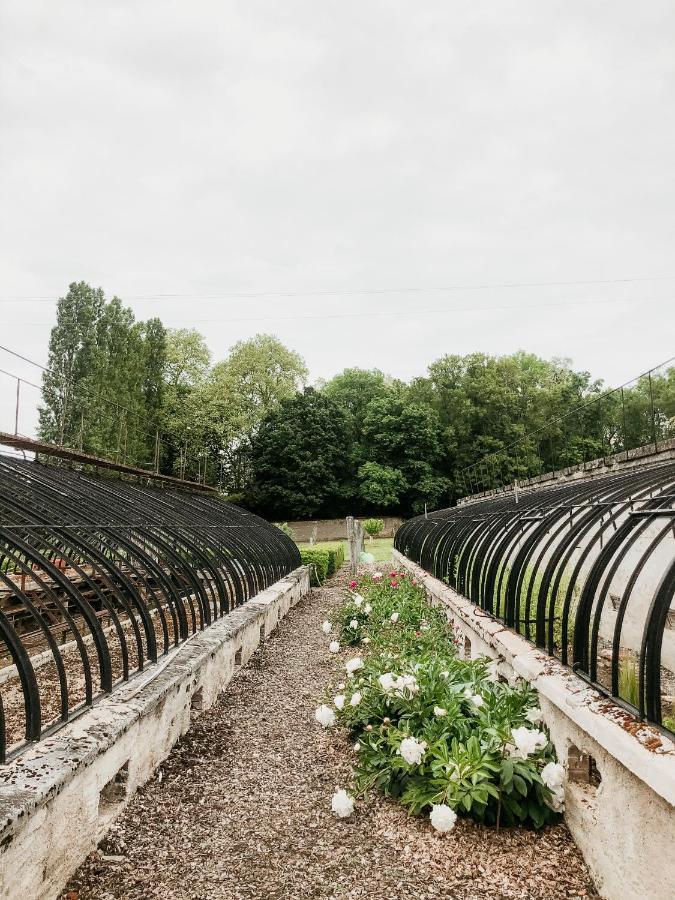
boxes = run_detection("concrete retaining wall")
[0,565,311,900]
[393,549,675,900]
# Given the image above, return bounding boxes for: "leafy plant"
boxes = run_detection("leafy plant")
[363,518,385,541]
[324,573,563,830]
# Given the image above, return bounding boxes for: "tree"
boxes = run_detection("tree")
[358,463,406,509]
[205,334,308,492]
[248,388,352,519]
[362,517,385,541]
[39,281,105,447]
[39,282,165,467]
[163,328,211,389]
[211,334,308,430]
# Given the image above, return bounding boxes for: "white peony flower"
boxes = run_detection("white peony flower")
[362,637,370,644]
[321,620,332,634]
[350,692,362,707]
[379,672,396,692]
[394,674,419,696]
[510,726,548,759]
[345,657,363,674]
[541,762,565,791]
[334,694,346,710]
[399,736,427,765]
[434,706,448,718]
[353,594,364,607]
[329,641,340,654]
[541,765,566,812]
[525,707,544,725]
[350,619,359,629]
[469,694,484,708]
[430,804,457,833]
[364,603,372,615]
[390,612,400,623]
[331,788,355,818]
[353,741,361,752]
[315,704,336,728]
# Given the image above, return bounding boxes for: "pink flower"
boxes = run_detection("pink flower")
[399,573,406,579]
[412,578,418,586]
[389,572,397,578]
[349,581,358,589]
[390,581,398,588]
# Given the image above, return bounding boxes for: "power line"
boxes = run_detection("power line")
[1,274,675,302]
[5,295,675,327]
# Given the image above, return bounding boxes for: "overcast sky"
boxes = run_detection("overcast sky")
[0,1,674,436]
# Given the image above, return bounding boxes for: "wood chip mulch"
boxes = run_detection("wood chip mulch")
[61,567,598,900]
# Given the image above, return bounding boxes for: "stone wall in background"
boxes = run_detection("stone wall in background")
[288,516,402,543]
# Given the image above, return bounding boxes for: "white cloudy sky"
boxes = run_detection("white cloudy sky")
[0,1,674,436]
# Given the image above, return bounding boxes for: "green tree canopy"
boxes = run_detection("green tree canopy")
[249,388,352,519]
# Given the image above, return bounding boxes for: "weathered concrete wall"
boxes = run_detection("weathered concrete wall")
[289,516,402,543]
[393,549,675,900]
[0,566,311,900]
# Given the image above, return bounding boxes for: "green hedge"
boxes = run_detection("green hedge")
[327,543,345,575]
[300,548,330,585]
[300,543,346,585]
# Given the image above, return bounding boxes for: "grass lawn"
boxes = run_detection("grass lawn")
[295,536,395,564]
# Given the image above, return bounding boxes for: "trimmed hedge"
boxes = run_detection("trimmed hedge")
[300,548,330,585]
[300,543,346,585]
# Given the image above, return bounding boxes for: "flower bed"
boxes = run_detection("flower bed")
[315,570,566,833]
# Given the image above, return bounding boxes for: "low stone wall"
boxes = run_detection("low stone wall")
[393,549,675,900]
[289,516,402,543]
[0,566,311,900]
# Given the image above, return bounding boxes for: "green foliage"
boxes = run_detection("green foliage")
[363,518,385,539]
[299,548,330,585]
[275,522,294,539]
[358,463,406,509]
[249,388,353,519]
[618,655,640,707]
[327,543,345,575]
[327,575,562,829]
[38,282,167,468]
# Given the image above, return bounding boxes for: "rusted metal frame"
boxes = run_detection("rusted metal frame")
[0,604,41,762]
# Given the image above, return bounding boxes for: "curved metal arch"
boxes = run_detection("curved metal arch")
[395,461,675,733]
[0,457,300,762]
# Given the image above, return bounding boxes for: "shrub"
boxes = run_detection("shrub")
[363,518,385,541]
[275,522,294,540]
[300,548,330,585]
[321,572,564,830]
[326,543,345,576]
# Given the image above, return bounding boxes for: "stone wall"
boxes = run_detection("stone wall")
[288,516,402,543]
[393,549,675,900]
[0,566,311,900]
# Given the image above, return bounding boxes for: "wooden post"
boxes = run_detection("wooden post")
[347,516,364,575]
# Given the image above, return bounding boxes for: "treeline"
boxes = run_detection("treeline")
[40,282,674,519]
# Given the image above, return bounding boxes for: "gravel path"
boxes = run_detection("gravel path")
[62,568,597,900]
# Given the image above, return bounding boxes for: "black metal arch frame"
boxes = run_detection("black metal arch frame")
[395,461,675,733]
[0,457,300,763]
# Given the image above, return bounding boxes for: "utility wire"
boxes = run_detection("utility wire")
[4,295,674,327]
[1,274,674,302]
